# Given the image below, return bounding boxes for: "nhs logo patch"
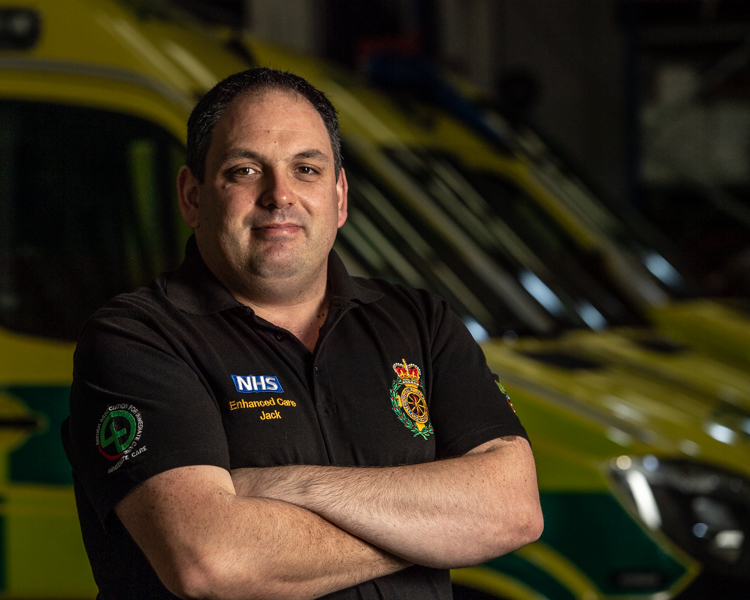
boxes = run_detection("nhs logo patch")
[231,374,284,393]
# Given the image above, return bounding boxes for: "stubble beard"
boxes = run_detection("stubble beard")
[226,228,332,302]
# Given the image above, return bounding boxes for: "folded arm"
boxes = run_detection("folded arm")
[232,435,544,569]
[115,465,410,600]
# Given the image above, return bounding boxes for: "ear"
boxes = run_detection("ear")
[177,165,201,229]
[336,167,349,228]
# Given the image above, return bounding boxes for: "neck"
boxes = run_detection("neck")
[248,289,330,353]
[223,268,330,353]
[196,239,333,351]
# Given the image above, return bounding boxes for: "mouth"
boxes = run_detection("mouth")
[252,223,303,237]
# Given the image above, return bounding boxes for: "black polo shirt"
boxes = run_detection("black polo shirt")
[63,238,527,600]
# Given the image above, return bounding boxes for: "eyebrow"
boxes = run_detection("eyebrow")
[221,148,331,165]
[294,149,330,163]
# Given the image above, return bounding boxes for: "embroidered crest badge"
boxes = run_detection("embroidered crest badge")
[497,381,516,413]
[390,359,433,440]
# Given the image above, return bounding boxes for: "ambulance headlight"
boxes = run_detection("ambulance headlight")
[0,9,41,50]
[610,456,750,579]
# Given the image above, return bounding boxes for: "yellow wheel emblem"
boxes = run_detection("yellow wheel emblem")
[401,387,429,424]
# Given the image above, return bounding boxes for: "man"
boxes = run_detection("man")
[64,68,543,600]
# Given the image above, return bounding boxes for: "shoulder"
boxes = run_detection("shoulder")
[353,276,450,313]
[348,276,469,347]
[79,274,173,336]
[353,277,454,320]
[73,273,190,372]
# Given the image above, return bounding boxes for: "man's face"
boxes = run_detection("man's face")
[179,90,347,296]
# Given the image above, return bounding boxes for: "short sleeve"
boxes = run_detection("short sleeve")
[64,311,230,525]
[426,302,528,458]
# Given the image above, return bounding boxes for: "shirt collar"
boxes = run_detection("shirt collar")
[165,236,382,315]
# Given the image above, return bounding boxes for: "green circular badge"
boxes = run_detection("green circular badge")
[98,409,137,460]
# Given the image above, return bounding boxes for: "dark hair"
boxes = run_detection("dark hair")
[186,67,342,182]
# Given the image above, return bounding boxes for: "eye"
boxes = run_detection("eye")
[297,166,319,176]
[231,166,257,177]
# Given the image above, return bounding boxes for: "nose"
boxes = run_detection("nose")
[260,169,295,208]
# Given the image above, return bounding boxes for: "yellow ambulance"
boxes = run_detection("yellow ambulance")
[0,2,745,599]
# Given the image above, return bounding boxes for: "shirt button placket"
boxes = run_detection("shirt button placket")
[313,364,336,414]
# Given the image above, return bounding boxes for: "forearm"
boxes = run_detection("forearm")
[232,437,543,568]
[212,496,408,599]
[116,466,409,600]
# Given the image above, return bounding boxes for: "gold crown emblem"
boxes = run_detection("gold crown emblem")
[393,359,420,386]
